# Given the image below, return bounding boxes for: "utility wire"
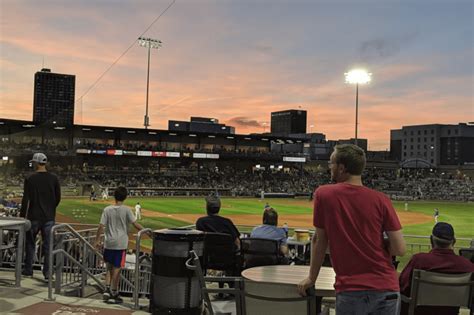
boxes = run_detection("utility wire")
[76,0,176,120]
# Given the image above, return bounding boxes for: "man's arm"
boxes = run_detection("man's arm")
[399,256,416,296]
[386,230,406,256]
[234,237,241,250]
[132,220,145,231]
[297,227,328,296]
[54,176,61,207]
[94,224,104,249]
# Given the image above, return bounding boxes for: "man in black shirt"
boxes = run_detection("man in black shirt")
[196,195,240,249]
[20,153,61,279]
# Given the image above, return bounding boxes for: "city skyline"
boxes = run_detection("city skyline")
[1,0,473,150]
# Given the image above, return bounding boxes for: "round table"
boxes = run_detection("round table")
[242,265,336,297]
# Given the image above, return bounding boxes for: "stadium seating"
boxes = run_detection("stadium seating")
[240,238,285,269]
[400,269,474,315]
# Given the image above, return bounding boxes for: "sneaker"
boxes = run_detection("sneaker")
[103,289,111,302]
[22,270,33,277]
[108,293,123,304]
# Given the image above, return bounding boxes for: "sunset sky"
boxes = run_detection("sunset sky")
[1,0,473,150]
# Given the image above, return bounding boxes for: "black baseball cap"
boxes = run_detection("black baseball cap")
[205,195,221,208]
[432,222,455,242]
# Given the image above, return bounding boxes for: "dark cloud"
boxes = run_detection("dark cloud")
[227,116,262,127]
[359,32,418,60]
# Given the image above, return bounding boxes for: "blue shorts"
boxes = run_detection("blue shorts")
[103,249,126,268]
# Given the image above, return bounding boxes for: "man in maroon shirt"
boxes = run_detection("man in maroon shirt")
[298,144,406,315]
[399,222,474,315]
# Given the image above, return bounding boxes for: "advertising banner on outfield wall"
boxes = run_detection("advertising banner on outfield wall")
[137,151,152,157]
[76,149,91,154]
[193,153,220,159]
[92,149,106,155]
[166,152,181,158]
[107,149,123,156]
[283,156,306,162]
[152,151,166,157]
[123,150,137,156]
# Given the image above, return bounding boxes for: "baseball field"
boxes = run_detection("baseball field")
[57,196,473,240]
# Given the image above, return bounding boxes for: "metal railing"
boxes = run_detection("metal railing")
[133,228,152,309]
[41,223,152,310]
[47,223,107,301]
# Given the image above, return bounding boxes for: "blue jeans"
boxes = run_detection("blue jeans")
[24,220,55,276]
[336,291,400,315]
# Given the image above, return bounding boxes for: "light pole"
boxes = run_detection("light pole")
[138,37,162,129]
[344,69,371,146]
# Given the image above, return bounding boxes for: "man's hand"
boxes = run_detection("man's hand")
[297,276,315,296]
[93,240,102,251]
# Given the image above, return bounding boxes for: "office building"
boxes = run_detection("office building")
[271,110,307,135]
[33,68,75,125]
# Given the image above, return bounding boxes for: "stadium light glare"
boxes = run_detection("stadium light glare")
[344,69,371,84]
[138,36,163,129]
[344,68,372,146]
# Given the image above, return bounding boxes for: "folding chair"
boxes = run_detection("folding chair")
[204,232,241,276]
[244,279,319,315]
[240,238,284,269]
[185,250,244,315]
[401,269,474,315]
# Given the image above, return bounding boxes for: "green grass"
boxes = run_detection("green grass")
[57,197,473,267]
[57,199,189,231]
[58,197,473,239]
[124,197,311,215]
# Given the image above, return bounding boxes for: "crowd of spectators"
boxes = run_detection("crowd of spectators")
[1,164,472,201]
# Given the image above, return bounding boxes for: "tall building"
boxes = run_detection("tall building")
[390,123,474,167]
[169,117,235,134]
[33,68,75,125]
[270,109,307,135]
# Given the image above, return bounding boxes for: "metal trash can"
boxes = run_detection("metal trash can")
[150,228,205,315]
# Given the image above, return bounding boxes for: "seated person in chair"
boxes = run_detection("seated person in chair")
[251,207,289,256]
[196,195,240,249]
[399,222,474,315]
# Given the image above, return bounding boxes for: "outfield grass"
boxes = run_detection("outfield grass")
[58,197,473,239]
[57,198,189,231]
[57,197,472,268]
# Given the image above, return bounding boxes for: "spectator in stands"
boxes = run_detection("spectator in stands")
[196,195,240,249]
[94,186,149,304]
[20,153,61,280]
[250,208,288,256]
[298,144,406,315]
[399,222,474,315]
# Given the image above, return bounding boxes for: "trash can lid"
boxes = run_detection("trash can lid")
[153,228,205,241]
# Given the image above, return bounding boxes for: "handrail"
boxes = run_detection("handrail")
[133,228,152,310]
[47,223,105,301]
[46,223,135,301]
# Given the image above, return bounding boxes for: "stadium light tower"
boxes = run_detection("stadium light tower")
[344,69,372,146]
[138,37,163,129]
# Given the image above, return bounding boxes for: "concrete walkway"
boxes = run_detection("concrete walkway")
[0,270,149,315]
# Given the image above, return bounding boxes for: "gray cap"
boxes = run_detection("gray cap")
[205,195,221,208]
[30,153,47,164]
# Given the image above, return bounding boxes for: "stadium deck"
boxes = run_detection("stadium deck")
[0,270,148,314]
[0,270,239,315]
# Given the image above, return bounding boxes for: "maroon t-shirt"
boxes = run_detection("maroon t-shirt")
[313,183,402,293]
